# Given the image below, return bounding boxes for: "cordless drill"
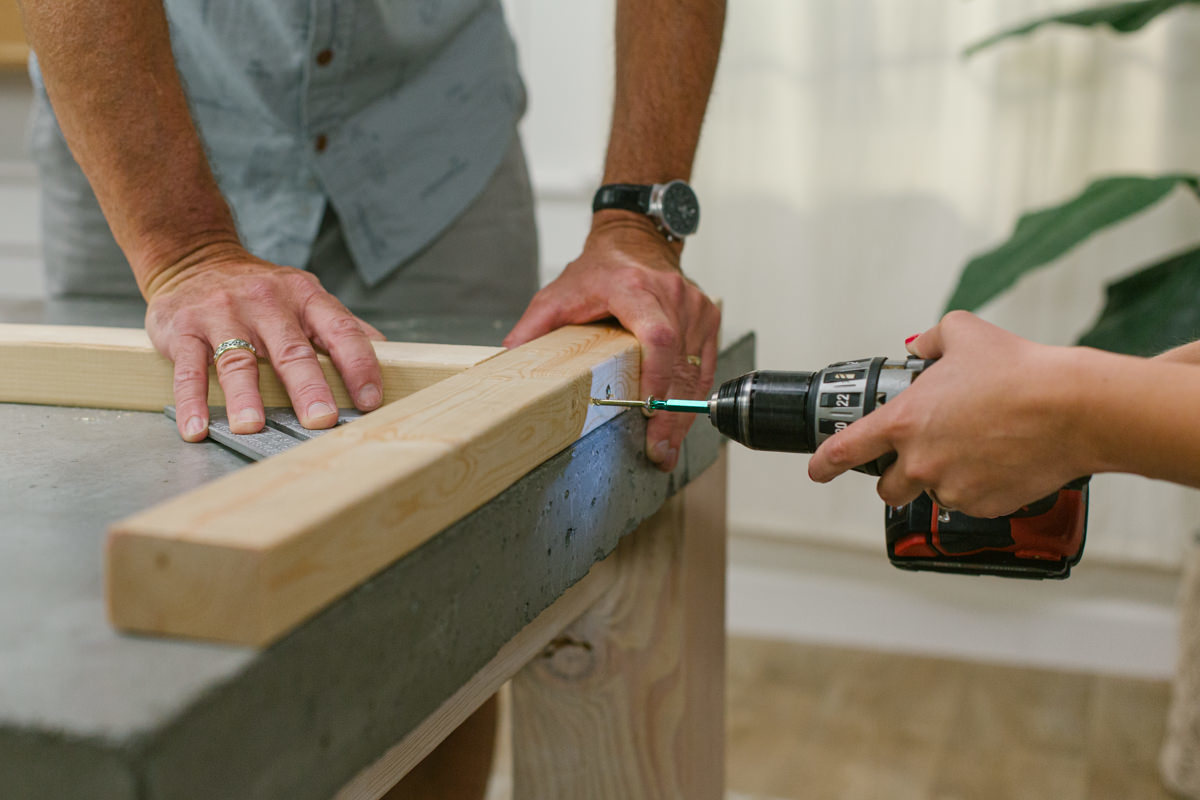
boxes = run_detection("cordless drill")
[595,357,1088,579]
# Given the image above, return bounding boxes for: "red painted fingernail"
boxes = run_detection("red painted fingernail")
[904,334,920,345]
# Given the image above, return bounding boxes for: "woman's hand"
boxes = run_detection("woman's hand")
[807,311,1095,518]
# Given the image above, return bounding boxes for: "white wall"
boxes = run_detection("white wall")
[729,533,1179,679]
[505,0,1200,571]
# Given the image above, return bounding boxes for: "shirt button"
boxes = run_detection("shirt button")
[315,134,328,153]
[316,49,334,66]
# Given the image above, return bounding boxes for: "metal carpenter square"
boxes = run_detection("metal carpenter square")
[165,406,363,462]
[263,406,364,440]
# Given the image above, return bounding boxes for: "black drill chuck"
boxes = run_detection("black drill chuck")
[706,359,930,475]
[710,371,817,453]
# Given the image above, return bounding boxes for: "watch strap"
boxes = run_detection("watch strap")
[592,184,653,215]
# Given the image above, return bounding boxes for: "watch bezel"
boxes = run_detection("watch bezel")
[648,180,700,240]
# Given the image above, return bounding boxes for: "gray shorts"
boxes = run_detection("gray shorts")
[31,98,539,319]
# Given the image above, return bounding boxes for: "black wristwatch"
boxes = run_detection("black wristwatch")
[592,180,700,241]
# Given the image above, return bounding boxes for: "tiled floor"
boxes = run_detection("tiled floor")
[488,636,1174,800]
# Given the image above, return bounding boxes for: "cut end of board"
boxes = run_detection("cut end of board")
[107,527,271,646]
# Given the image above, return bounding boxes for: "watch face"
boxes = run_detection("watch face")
[661,182,700,237]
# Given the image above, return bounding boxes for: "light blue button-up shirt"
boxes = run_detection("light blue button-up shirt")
[33,0,526,286]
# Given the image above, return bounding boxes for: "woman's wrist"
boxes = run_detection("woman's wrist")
[1049,345,1133,478]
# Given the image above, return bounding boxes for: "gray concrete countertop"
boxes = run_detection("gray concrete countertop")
[0,298,754,800]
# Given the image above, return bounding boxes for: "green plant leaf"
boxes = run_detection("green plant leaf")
[1077,244,1200,355]
[944,175,1200,313]
[964,0,1200,57]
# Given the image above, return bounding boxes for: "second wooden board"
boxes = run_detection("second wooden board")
[0,323,501,411]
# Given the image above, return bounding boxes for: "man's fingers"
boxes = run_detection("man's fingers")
[609,292,683,467]
[808,413,895,484]
[211,331,266,434]
[359,319,387,342]
[698,330,719,400]
[659,324,720,466]
[503,295,570,350]
[305,296,384,413]
[697,301,721,394]
[171,334,212,442]
[681,293,721,399]
[651,293,720,470]
[611,291,679,400]
[316,320,386,347]
[258,317,340,429]
[677,290,717,392]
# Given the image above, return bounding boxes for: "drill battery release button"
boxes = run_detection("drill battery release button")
[592,357,1088,580]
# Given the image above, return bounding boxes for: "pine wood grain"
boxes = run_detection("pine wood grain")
[0,323,501,411]
[511,450,727,800]
[106,324,641,646]
[0,1,26,68]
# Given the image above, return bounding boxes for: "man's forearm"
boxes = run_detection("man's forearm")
[602,0,725,187]
[18,0,239,297]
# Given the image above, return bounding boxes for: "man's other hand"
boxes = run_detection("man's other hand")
[504,212,720,472]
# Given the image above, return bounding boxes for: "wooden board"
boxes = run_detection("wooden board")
[107,324,641,646]
[511,450,727,799]
[0,323,502,411]
[0,1,26,69]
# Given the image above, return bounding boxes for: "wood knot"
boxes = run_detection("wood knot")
[540,635,596,680]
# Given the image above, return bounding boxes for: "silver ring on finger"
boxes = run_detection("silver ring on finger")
[213,338,258,364]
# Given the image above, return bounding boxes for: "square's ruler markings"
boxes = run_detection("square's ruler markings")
[164,406,363,461]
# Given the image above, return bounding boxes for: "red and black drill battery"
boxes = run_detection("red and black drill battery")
[885,476,1088,578]
[695,357,1089,579]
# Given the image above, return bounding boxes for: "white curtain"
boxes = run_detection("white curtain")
[508,0,1200,568]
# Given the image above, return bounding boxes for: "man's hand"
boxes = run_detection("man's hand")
[146,244,385,442]
[807,311,1093,518]
[504,213,720,472]
[510,0,725,471]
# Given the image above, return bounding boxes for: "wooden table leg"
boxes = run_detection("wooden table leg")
[378,695,498,800]
[512,449,728,799]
